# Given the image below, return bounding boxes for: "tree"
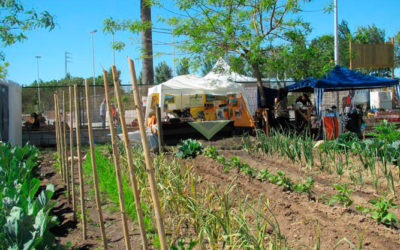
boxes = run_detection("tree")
[141,0,154,84]
[0,0,55,78]
[338,20,352,67]
[201,59,216,76]
[168,0,311,106]
[103,1,155,84]
[176,58,190,75]
[265,32,334,82]
[154,61,172,84]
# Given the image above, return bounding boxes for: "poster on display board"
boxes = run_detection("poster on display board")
[189,95,203,107]
[353,90,369,104]
[142,96,147,107]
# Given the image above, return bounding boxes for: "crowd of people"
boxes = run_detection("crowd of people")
[254,87,366,139]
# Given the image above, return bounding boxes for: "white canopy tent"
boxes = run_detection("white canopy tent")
[145,59,253,120]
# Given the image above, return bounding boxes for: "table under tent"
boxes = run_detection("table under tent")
[286,65,400,139]
[145,72,255,144]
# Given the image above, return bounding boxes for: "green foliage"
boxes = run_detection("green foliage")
[155,61,173,84]
[171,238,198,250]
[328,184,354,208]
[176,58,190,75]
[293,177,314,194]
[167,0,311,100]
[82,149,154,231]
[357,197,398,226]
[176,139,204,158]
[0,0,55,78]
[368,120,400,143]
[256,169,270,181]
[0,143,58,249]
[204,146,218,159]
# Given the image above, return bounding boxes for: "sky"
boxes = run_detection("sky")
[3,0,400,86]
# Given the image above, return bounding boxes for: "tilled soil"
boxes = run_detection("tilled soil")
[39,137,400,249]
[189,150,400,249]
[38,151,144,249]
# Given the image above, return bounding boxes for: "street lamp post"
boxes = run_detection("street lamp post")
[35,55,41,112]
[90,30,97,112]
[334,0,340,108]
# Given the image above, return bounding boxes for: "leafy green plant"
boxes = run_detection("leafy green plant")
[204,146,218,159]
[329,184,354,208]
[0,143,58,249]
[357,197,398,226]
[293,177,314,194]
[241,164,257,178]
[368,120,400,143]
[175,139,204,159]
[275,171,293,191]
[257,169,270,181]
[171,238,198,250]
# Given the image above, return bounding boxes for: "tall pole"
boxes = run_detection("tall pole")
[172,30,176,76]
[334,0,340,108]
[112,32,116,66]
[128,57,168,250]
[84,79,108,249]
[334,0,339,65]
[35,56,41,112]
[90,30,97,110]
[65,51,72,77]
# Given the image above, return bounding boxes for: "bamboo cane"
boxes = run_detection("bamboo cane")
[84,79,108,249]
[56,94,65,181]
[102,70,131,250]
[54,94,61,176]
[111,65,149,250]
[74,84,87,240]
[63,91,71,203]
[127,58,168,250]
[69,86,77,219]
[155,105,163,153]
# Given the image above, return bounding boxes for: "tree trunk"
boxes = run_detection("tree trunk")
[251,63,266,107]
[141,0,154,85]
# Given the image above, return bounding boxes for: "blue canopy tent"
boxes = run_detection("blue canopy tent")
[287,66,400,118]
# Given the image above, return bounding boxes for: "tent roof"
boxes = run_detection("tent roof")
[204,58,256,82]
[147,73,246,96]
[147,58,253,96]
[287,65,399,92]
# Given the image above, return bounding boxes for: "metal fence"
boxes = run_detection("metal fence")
[22,84,152,129]
[22,82,366,131]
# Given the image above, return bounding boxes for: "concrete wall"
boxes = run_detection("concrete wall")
[23,128,111,147]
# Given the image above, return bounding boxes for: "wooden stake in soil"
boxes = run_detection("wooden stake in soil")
[74,84,87,240]
[111,65,149,250]
[155,105,164,153]
[102,70,132,250]
[54,94,61,176]
[127,58,168,250]
[84,79,109,249]
[63,91,71,203]
[56,94,65,181]
[69,86,77,218]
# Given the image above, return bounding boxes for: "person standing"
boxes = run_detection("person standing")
[274,88,289,131]
[100,98,106,128]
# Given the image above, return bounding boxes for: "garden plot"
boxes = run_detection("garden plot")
[29,121,400,249]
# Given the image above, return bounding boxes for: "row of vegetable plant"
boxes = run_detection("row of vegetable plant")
[0,143,58,249]
[86,143,289,248]
[244,121,400,195]
[203,145,315,197]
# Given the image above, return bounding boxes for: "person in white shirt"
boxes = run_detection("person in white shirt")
[100,99,106,128]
